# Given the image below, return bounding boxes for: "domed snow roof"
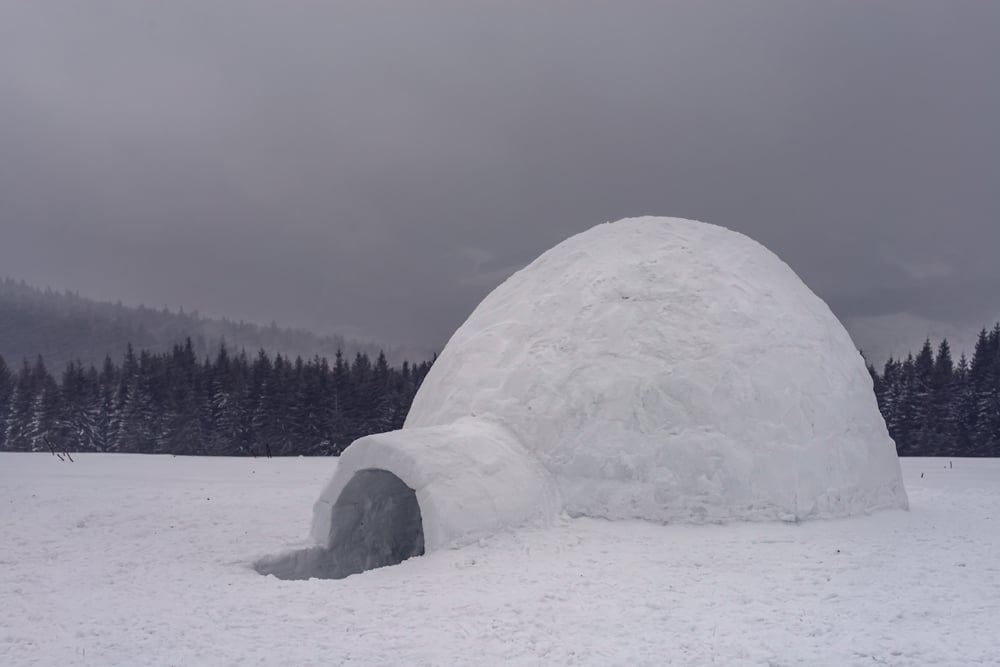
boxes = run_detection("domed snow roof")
[312,217,907,561]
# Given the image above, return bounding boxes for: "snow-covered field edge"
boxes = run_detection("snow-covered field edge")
[1,454,998,666]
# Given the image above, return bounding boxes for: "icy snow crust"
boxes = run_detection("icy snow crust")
[316,217,907,553]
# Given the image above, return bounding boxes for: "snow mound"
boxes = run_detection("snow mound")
[312,217,907,564]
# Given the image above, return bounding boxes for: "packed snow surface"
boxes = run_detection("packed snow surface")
[2,453,997,666]
[400,217,906,530]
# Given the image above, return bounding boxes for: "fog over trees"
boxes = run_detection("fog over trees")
[0,277,427,373]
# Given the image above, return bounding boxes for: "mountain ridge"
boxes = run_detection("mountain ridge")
[0,277,430,371]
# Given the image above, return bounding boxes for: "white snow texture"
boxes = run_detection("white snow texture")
[314,217,907,551]
[4,454,996,666]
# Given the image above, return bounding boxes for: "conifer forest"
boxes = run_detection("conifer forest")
[1,325,998,458]
[0,340,432,457]
[868,324,1000,458]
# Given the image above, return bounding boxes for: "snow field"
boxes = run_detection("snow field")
[1,453,998,666]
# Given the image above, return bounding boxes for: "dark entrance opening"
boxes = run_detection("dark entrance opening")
[254,469,424,580]
[327,469,425,574]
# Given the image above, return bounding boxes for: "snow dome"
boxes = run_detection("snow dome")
[303,217,907,578]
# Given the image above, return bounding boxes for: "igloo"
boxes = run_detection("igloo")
[301,217,907,578]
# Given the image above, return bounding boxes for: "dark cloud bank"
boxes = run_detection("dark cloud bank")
[2,1,998,363]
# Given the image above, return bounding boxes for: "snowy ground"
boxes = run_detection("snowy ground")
[1,454,998,666]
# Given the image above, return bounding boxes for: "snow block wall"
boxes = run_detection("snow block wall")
[312,418,561,552]
[312,217,908,567]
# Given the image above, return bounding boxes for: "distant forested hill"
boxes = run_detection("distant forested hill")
[0,278,427,370]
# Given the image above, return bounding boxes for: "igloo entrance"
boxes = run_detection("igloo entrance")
[327,469,425,573]
[255,469,424,580]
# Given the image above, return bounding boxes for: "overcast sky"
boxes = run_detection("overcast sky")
[1,1,997,363]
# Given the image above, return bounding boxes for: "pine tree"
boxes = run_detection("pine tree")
[907,340,936,455]
[928,339,955,456]
[329,349,350,453]
[891,355,918,455]
[392,361,415,431]
[0,355,12,449]
[348,352,373,443]
[879,357,902,446]
[369,351,396,434]
[94,356,118,452]
[54,362,99,452]
[3,361,35,451]
[969,328,999,456]
[112,349,158,453]
[27,376,60,453]
[971,325,1000,456]
[207,376,238,455]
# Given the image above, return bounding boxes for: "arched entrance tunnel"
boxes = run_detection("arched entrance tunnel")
[255,469,424,580]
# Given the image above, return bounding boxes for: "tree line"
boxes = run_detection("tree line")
[0,340,432,456]
[869,324,1000,458]
[1,326,998,458]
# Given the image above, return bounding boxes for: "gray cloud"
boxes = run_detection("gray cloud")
[1,1,998,361]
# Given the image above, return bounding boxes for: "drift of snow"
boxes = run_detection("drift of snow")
[1,453,996,665]
[401,217,906,529]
